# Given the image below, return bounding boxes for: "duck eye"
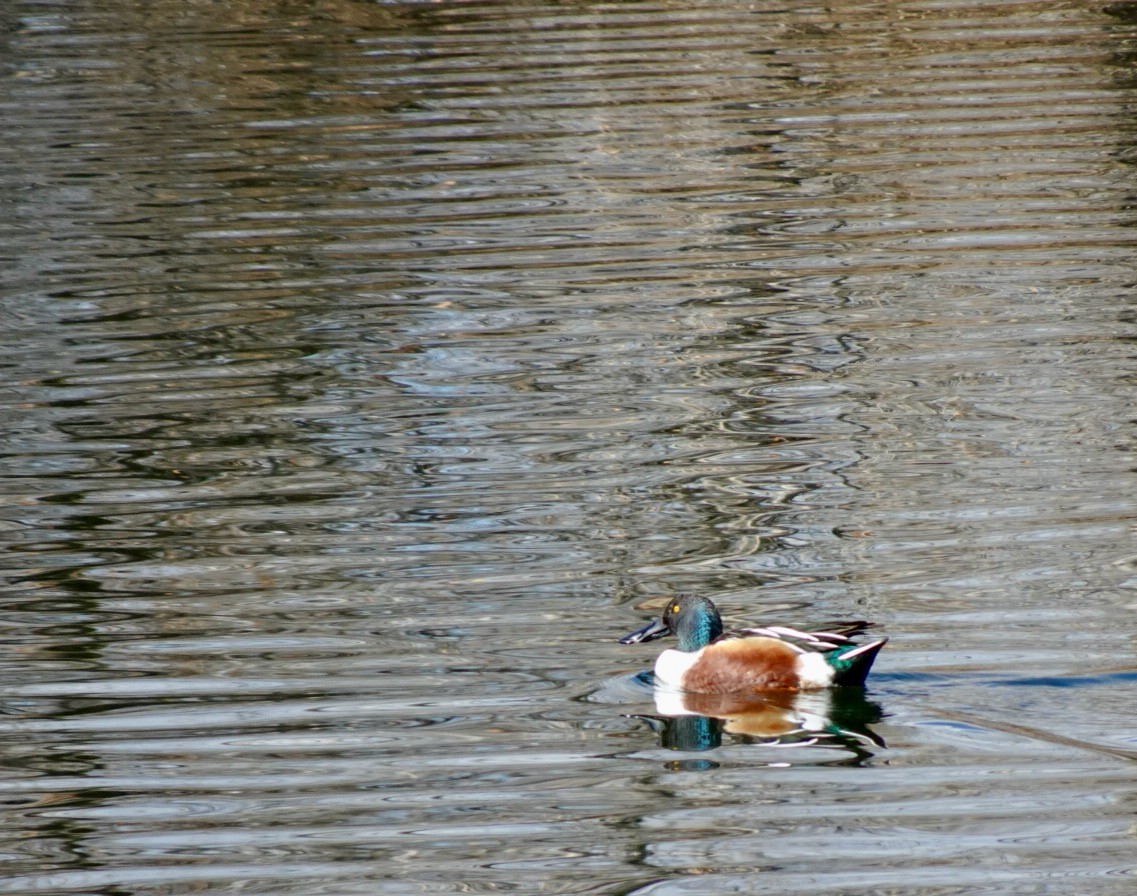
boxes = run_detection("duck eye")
[670,604,681,614]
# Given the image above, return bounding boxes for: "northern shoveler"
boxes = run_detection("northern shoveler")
[619,594,887,694]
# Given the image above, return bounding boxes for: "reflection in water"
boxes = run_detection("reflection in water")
[635,682,885,761]
[6,0,1137,893]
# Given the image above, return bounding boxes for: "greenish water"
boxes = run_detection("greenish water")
[4,0,1137,893]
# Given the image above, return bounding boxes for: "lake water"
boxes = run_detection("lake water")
[4,0,1137,893]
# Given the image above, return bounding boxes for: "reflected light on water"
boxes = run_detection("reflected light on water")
[4,0,1137,893]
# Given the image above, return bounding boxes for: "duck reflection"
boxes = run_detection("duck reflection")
[638,685,885,757]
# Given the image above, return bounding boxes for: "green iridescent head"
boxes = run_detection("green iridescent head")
[619,594,724,652]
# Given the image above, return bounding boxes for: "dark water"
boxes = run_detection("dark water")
[4,0,1137,892]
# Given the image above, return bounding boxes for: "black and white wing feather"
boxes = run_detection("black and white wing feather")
[722,621,876,655]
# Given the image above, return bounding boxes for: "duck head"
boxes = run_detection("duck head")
[619,594,724,652]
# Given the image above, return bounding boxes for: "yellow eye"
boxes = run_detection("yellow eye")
[671,604,681,614]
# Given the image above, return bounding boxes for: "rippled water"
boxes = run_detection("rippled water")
[5,0,1137,892]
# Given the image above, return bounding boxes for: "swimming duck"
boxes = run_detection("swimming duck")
[619,594,887,694]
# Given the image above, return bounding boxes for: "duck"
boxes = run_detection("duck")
[619,594,887,694]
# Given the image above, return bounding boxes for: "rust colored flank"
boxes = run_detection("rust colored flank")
[681,637,802,694]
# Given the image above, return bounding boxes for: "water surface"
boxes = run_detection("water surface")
[4,0,1137,893]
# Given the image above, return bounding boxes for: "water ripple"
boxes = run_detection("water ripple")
[5,0,1137,893]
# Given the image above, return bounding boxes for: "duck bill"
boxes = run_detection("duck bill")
[619,618,671,645]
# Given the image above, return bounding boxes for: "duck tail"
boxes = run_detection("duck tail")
[826,637,888,687]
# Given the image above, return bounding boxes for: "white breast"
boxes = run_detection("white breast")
[653,648,701,689]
